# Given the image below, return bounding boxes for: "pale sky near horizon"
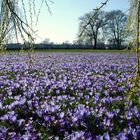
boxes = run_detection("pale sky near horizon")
[29,0,129,44]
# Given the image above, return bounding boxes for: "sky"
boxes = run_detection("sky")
[28,0,129,44]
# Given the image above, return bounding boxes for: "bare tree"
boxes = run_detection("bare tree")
[104,10,128,49]
[78,10,107,49]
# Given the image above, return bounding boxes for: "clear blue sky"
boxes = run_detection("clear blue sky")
[31,0,129,44]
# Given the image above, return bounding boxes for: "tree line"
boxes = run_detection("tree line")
[41,9,128,50]
[0,1,134,50]
[75,9,129,50]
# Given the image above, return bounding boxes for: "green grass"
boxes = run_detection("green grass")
[0,49,132,53]
[34,49,132,53]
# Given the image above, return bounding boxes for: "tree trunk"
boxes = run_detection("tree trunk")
[93,37,97,49]
[116,40,121,50]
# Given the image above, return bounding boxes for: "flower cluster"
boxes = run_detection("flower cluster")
[0,52,139,139]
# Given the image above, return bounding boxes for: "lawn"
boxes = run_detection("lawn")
[34,49,131,53]
[1,48,132,53]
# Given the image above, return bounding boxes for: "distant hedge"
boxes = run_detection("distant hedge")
[5,43,127,50]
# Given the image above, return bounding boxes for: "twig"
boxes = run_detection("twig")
[79,0,109,37]
[5,0,37,40]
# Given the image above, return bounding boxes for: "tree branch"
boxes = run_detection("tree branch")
[79,0,109,37]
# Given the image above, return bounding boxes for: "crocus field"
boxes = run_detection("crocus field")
[0,52,140,140]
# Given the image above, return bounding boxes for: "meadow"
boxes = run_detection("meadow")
[0,51,140,140]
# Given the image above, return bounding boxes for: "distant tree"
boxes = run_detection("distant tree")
[104,10,128,49]
[42,38,50,44]
[77,10,107,49]
[63,40,71,45]
[73,38,83,45]
[74,36,92,46]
